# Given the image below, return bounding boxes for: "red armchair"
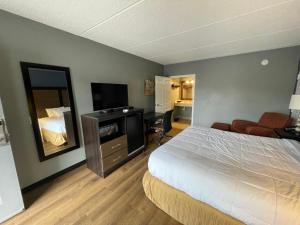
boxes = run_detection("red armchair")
[231,112,293,137]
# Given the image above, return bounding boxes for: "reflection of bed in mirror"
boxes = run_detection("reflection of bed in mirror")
[39,115,66,146]
[33,88,75,156]
[21,62,79,161]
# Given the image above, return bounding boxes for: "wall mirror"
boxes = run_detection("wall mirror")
[181,81,193,100]
[21,62,80,161]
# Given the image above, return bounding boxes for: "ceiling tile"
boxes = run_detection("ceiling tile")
[151,27,300,64]
[0,0,299,64]
[83,0,289,50]
[0,0,141,34]
[127,0,300,59]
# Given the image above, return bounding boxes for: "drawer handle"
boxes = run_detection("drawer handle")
[111,143,121,149]
[112,156,122,162]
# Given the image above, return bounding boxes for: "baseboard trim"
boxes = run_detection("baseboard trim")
[22,160,86,193]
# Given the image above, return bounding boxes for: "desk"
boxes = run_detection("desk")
[144,112,164,145]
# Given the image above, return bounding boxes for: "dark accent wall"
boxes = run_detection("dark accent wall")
[164,46,300,127]
[0,10,163,188]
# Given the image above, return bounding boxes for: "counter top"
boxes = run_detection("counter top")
[174,100,192,107]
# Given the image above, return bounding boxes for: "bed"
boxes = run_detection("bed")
[38,116,67,146]
[144,126,300,225]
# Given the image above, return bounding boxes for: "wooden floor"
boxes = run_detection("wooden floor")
[4,137,183,225]
[172,119,191,130]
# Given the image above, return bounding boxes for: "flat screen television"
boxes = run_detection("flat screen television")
[91,83,128,111]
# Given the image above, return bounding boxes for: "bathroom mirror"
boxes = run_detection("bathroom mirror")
[21,62,80,161]
[181,81,193,100]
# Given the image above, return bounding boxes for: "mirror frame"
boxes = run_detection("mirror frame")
[20,62,80,161]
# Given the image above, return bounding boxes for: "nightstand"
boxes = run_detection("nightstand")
[274,128,300,142]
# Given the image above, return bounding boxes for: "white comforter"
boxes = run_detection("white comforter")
[148,126,300,225]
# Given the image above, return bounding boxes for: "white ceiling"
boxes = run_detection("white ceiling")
[0,0,300,65]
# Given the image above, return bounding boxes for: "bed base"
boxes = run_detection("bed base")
[143,171,244,225]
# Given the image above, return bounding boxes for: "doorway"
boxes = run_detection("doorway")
[170,74,195,129]
[155,74,196,130]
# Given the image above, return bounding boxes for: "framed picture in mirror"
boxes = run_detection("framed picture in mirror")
[21,62,80,161]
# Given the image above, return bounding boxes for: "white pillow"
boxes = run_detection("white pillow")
[46,107,70,118]
[46,107,61,117]
[63,107,71,112]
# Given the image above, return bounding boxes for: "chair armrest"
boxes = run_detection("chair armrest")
[231,120,258,133]
[245,126,275,137]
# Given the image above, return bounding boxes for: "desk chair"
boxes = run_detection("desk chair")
[151,109,174,145]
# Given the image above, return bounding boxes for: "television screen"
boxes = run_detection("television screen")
[91,83,128,111]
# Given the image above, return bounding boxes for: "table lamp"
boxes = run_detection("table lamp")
[289,94,300,132]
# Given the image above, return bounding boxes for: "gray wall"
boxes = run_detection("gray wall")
[165,46,300,127]
[0,10,163,188]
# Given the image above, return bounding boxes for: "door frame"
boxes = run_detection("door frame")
[168,74,196,125]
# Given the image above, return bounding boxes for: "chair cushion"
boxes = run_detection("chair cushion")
[258,112,293,129]
[245,126,275,137]
[231,120,258,133]
[211,122,231,131]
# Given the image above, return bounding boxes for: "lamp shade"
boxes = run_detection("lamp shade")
[289,95,300,110]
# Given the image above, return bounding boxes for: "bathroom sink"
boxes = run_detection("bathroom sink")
[174,100,192,107]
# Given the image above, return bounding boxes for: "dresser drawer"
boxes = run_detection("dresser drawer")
[102,148,128,171]
[100,135,127,158]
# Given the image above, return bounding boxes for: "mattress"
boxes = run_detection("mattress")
[148,126,300,225]
[38,117,66,146]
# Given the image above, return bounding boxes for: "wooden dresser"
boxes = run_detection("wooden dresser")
[81,108,144,177]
